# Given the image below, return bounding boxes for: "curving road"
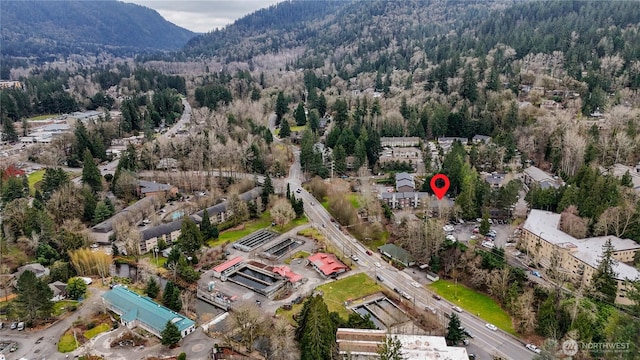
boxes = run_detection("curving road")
[286,150,534,360]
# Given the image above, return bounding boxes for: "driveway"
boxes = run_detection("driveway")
[5,286,106,360]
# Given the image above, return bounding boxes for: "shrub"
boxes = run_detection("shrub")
[178,353,187,360]
[87,321,96,330]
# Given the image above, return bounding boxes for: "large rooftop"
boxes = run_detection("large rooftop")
[523,210,640,280]
[102,286,194,334]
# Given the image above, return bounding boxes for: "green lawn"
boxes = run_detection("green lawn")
[53,300,79,316]
[429,279,515,334]
[28,169,45,195]
[346,194,360,209]
[207,212,272,247]
[58,333,79,352]
[28,114,58,121]
[316,273,383,318]
[207,213,308,248]
[290,125,307,133]
[83,323,110,339]
[142,253,167,267]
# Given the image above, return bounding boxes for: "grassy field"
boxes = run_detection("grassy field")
[207,212,308,248]
[28,169,45,195]
[316,273,383,318]
[28,114,58,121]
[277,273,382,324]
[290,125,307,132]
[53,300,79,316]
[83,323,111,339]
[58,333,79,352]
[429,279,515,334]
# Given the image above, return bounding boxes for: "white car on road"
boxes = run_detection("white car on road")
[374,262,381,268]
[485,323,498,331]
[526,344,541,354]
[410,281,421,288]
[452,306,463,313]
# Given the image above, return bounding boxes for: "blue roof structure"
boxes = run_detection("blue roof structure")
[102,286,194,337]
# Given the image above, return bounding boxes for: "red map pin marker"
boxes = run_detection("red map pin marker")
[430,174,450,200]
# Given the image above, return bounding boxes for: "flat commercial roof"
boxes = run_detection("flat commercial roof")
[213,256,244,273]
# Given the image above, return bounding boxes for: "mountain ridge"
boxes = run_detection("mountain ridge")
[1,0,196,58]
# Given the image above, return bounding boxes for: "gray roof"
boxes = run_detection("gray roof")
[138,180,174,194]
[378,244,414,266]
[92,196,156,233]
[395,172,413,181]
[523,166,555,183]
[472,135,491,142]
[142,187,263,241]
[396,179,415,189]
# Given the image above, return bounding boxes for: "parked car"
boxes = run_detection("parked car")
[463,329,474,338]
[376,275,384,282]
[17,322,24,331]
[36,337,44,344]
[296,188,302,193]
[432,294,442,300]
[526,344,542,354]
[485,323,498,331]
[10,321,17,330]
[531,270,542,278]
[452,306,463,313]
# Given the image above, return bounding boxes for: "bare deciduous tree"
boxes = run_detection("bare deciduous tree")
[270,198,295,228]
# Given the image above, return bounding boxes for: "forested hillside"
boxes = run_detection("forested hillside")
[183,0,640,82]
[1,0,195,58]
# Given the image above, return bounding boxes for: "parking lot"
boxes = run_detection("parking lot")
[446,219,515,248]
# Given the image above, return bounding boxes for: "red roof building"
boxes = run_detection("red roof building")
[308,253,348,277]
[212,256,244,278]
[272,265,303,283]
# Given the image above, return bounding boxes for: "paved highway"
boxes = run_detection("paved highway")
[286,151,534,360]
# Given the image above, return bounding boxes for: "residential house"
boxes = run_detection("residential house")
[600,163,640,194]
[484,173,508,188]
[395,172,415,192]
[522,210,640,305]
[378,244,415,267]
[522,165,561,190]
[102,286,195,339]
[49,281,67,301]
[336,328,469,360]
[0,80,24,90]
[16,263,49,279]
[472,135,491,144]
[308,253,348,278]
[70,111,102,123]
[380,137,420,148]
[137,180,178,198]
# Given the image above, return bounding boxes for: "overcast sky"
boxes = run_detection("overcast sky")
[126,0,282,33]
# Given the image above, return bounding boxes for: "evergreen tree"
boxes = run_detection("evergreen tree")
[176,217,204,254]
[15,270,53,325]
[591,239,618,303]
[200,208,212,240]
[81,150,102,193]
[93,201,111,224]
[294,102,307,126]
[280,119,291,137]
[1,117,18,142]
[333,145,347,175]
[621,170,633,188]
[162,281,181,312]
[445,313,466,345]
[160,320,182,346]
[308,109,320,133]
[211,224,219,239]
[315,93,327,117]
[261,175,274,210]
[146,277,160,299]
[479,213,491,236]
[460,64,478,103]
[1,176,25,202]
[275,91,288,125]
[296,295,336,360]
[378,335,405,360]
